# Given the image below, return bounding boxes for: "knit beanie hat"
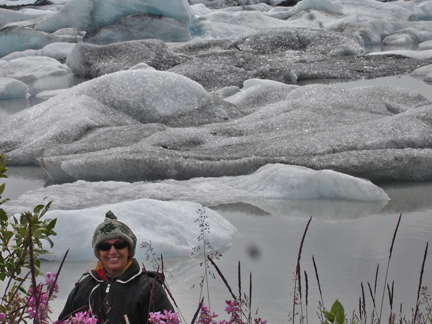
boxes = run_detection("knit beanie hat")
[92,211,137,258]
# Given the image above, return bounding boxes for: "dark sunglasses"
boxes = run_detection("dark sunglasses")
[98,240,128,251]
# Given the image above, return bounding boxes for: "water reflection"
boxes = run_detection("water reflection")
[1,166,51,200]
[298,75,432,101]
[0,73,89,117]
[0,97,30,117]
[379,180,432,213]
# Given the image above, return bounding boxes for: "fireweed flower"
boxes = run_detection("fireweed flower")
[27,272,60,324]
[198,304,219,324]
[28,285,50,323]
[54,310,98,324]
[149,310,180,324]
[70,310,98,324]
[45,272,59,295]
[0,312,6,323]
[224,300,242,323]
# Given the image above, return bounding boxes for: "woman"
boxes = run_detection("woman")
[58,211,174,324]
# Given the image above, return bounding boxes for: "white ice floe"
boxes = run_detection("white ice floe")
[40,199,239,261]
[0,77,29,99]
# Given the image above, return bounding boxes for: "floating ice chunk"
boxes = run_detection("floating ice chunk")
[34,0,94,33]
[0,56,72,82]
[0,26,83,58]
[382,27,432,46]
[293,0,343,15]
[0,77,29,99]
[41,42,76,60]
[189,3,214,15]
[419,1,432,20]
[0,7,50,27]
[368,49,432,60]
[0,69,241,165]
[411,64,432,77]
[2,42,76,61]
[30,85,432,183]
[4,164,389,217]
[392,0,426,21]
[382,32,418,46]
[418,40,432,50]
[87,14,192,44]
[224,79,297,114]
[34,0,191,42]
[66,40,186,78]
[188,10,289,39]
[339,0,416,21]
[40,199,238,261]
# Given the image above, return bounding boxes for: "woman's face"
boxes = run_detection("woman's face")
[98,238,130,276]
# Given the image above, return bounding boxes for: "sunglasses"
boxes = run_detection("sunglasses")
[98,240,129,251]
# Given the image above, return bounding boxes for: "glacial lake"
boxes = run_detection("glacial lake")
[1,74,432,323]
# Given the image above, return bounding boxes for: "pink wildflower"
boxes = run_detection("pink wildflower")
[149,310,180,324]
[149,311,164,324]
[198,304,219,324]
[70,310,98,324]
[27,285,50,324]
[45,272,59,294]
[54,310,98,324]
[224,300,242,324]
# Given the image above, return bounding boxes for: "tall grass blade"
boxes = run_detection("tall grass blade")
[292,216,312,324]
[312,256,324,310]
[207,256,236,300]
[190,297,204,324]
[238,261,241,300]
[249,272,252,324]
[379,214,402,323]
[413,242,428,324]
[304,270,309,324]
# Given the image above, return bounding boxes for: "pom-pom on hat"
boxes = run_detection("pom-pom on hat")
[92,211,137,257]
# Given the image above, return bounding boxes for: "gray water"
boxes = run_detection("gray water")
[2,74,432,323]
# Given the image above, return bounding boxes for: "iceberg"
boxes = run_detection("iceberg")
[66,39,187,78]
[0,77,29,99]
[39,199,239,261]
[33,0,192,43]
[0,56,72,83]
[0,26,83,58]
[3,163,389,214]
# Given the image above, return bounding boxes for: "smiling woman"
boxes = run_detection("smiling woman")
[57,211,174,324]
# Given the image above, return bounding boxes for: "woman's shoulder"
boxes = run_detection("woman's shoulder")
[72,271,100,291]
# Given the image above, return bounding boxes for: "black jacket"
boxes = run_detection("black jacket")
[58,259,174,324]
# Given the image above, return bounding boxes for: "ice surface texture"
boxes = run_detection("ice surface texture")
[35,199,239,261]
[0,77,29,99]
[1,70,432,182]
[2,0,432,183]
[3,163,389,216]
[33,0,191,43]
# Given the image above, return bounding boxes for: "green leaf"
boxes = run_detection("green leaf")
[33,204,45,214]
[0,183,5,195]
[33,228,42,239]
[0,208,7,222]
[46,237,55,249]
[46,218,57,232]
[322,310,335,322]
[330,300,345,324]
